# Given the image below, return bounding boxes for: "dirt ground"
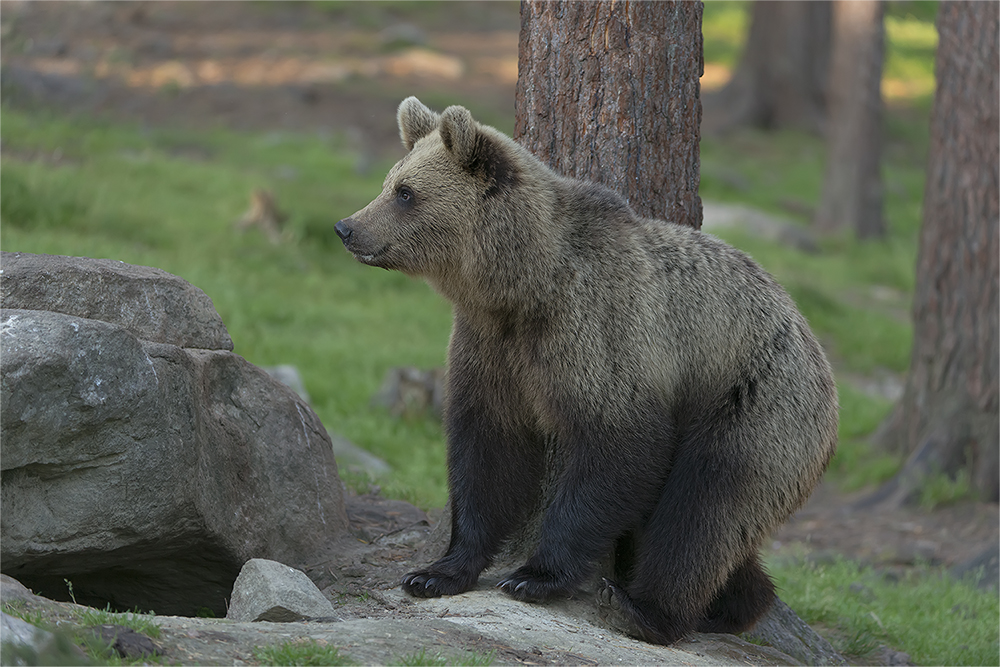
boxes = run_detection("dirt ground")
[2,0,997,585]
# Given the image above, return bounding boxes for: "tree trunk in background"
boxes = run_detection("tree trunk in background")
[515,0,703,229]
[872,1,999,506]
[702,0,831,135]
[815,0,886,240]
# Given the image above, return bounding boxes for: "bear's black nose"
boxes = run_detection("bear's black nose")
[335,219,353,241]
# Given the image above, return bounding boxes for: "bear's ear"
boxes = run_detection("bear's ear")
[398,97,439,151]
[439,105,477,167]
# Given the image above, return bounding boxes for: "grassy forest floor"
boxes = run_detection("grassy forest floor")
[1,1,997,664]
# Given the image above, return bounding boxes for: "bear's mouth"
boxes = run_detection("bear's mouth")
[355,244,391,266]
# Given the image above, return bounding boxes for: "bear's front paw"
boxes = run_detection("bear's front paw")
[401,568,476,598]
[496,564,576,602]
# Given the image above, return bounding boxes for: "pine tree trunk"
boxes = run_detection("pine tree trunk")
[515,0,703,229]
[872,1,999,506]
[702,0,831,135]
[815,0,886,240]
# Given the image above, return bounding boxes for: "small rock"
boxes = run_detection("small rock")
[379,23,427,50]
[331,433,392,478]
[950,603,978,620]
[1,612,52,651]
[0,612,88,665]
[26,38,68,57]
[881,569,903,584]
[264,364,311,404]
[741,598,848,665]
[848,582,875,602]
[371,366,444,419]
[227,559,336,623]
[86,624,160,659]
[701,201,818,253]
[1,575,40,605]
[876,647,914,666]
[877,541,941,566]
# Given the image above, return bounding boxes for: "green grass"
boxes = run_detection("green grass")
[2,598,164,665]
[75,606,162,640]
[252,639,356,666]
[768,557,999,665]
[919,468,975,510]
[827,383,902,490]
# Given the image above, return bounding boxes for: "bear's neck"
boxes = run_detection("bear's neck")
[427,253,560,322]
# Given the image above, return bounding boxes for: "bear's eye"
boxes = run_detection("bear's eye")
[396,185,416,208]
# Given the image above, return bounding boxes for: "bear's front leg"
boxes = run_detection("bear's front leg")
[497,403,673,603]
[401,365,545,598]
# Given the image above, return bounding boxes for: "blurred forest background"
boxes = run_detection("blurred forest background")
[2,2,998,663]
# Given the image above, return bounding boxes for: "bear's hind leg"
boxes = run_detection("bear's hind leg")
[696,552,775,634]
[599,578,694,645]
[497,403,675,603]
[612,411,782,644]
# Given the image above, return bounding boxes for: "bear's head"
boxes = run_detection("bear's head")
[336,98,554,303]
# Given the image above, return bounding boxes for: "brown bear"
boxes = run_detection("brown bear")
[335,97,838,645]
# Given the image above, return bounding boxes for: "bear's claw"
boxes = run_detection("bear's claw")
[496,565,575,602]
[401,569,473,598]
[599,578,622,610]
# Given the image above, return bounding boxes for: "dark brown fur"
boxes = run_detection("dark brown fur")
[336,97,839,645]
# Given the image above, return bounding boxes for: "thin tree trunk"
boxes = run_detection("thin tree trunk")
[702,0,831,135]
[871,1,999,506]
[515,0,703,229]
[815,0,886,239]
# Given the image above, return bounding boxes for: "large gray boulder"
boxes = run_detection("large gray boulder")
[0,252,348,616]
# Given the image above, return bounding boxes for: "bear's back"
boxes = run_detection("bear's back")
[543,181,824,403]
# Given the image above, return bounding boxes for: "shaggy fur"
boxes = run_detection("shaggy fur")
[335,97,839,645]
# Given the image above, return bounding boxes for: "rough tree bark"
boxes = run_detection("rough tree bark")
[515,0,702,229]
[815,0,886,240]
[872,1,999,506]
[702,0,831,135]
